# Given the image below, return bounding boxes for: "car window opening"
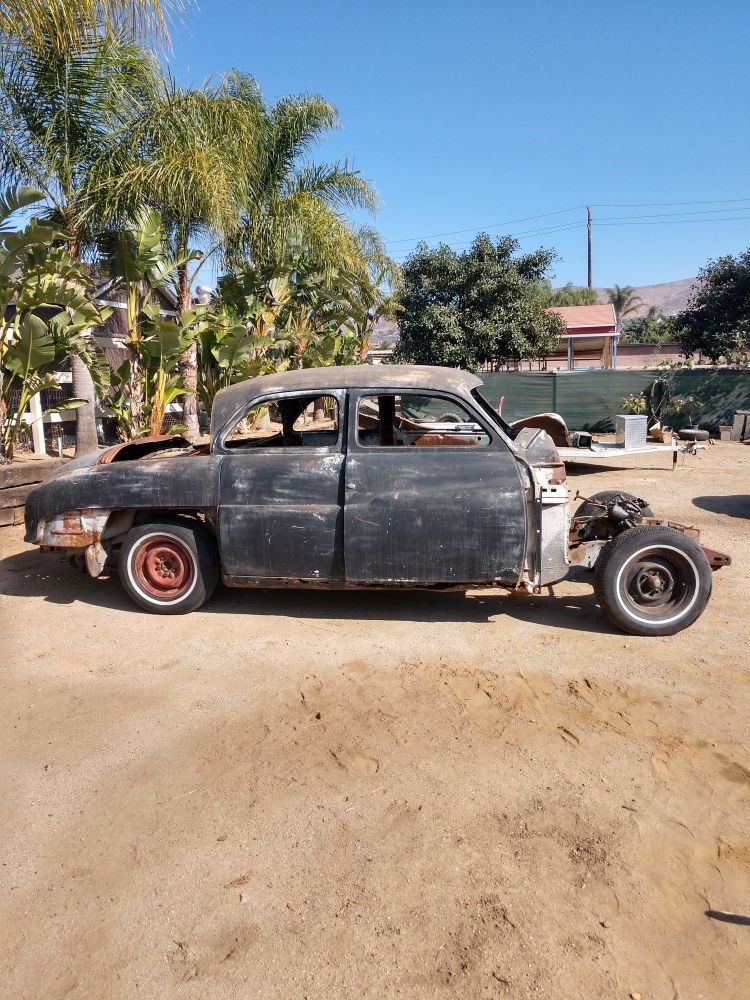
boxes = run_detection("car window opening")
[225,394,339,449]
[357,393,490,448]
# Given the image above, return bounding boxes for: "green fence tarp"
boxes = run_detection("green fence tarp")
[477,368,750,431]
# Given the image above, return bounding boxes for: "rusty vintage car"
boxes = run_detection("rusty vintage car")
[24,365,730,634]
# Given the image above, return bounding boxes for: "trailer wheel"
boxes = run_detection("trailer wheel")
[575,490,653,519]
[594,525,712,636]
[119,519,219,614]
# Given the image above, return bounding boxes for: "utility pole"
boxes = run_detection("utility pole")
[587,205,592,288]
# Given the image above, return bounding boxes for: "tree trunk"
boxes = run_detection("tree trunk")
[176,261,200,443]
[65,221,98,456]
[71,353,99,456]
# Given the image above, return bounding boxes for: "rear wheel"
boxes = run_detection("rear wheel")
[593,525,712,636]
[119,519,219,614]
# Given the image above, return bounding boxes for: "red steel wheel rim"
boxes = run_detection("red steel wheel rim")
[133,536,195,600]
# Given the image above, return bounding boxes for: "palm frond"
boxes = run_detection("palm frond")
[286,161,378,213]
[0,1,174,54]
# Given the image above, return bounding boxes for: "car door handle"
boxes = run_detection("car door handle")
[346,483,356,490]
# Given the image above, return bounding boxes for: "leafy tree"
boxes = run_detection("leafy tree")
[219,262,362,375]
[109,302,210,439]
[619,306,677,345]
[213,225,400,393]
[394,234,564,370]
[607,284,643,320]
[539,281,598,306]
[676,249,750,363]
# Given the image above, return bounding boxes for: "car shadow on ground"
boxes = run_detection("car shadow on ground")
[692,495,750,519]
[0,547,621,635]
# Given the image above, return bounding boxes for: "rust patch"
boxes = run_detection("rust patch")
[700,545,732,570]
[38,508,111,548]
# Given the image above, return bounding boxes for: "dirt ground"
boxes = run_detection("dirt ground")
[1,442,749,1000]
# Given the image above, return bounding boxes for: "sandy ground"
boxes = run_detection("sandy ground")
[1,442,749,1000]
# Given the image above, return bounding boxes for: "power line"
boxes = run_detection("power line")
[590,197,750,208]
[389,222,587,260]
[386,198,750,250]
[596,206,750,222]
[384,205,583,245]
[596,215,750,227]
[390,212,750,260]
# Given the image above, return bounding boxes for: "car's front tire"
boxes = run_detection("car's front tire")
[593,525,712,636]
[119,519,219,614]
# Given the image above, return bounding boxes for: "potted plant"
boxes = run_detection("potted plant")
[668,395,707,441]
[620,392,648,416]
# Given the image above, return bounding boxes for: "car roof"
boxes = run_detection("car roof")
[211,365,484,436]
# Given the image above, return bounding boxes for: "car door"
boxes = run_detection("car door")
[217,389,346,582]
[343,388,526,585]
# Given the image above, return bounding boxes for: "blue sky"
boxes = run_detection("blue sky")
[167,0,750,288]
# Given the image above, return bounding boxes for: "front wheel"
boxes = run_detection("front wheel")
[593,525,712,636]
[119,519,219,614]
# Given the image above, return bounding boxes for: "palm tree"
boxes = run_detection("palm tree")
[0,29,159,452]
[607,284,643,321]
[0,1,170,53]
[225,72,379,278]
[97,71,380,439]
[94,74,266,439]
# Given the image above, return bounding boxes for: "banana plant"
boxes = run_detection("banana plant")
[99,207,201,437]
[109,303,209,438]
[196,308,276,418]
[0,187,109,460]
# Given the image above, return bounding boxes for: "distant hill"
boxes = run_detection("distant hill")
[369,318,399,346]
[595,277,696,317]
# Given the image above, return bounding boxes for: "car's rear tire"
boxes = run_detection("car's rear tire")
[574,490,654,519]
[593,525,712,636]
[119,518,219,614]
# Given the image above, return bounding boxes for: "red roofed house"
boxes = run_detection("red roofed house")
[546,303,618,370]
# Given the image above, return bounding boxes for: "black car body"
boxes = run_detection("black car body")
[25,365,729,634]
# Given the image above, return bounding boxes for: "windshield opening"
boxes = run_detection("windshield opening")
[471,387,517,439]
